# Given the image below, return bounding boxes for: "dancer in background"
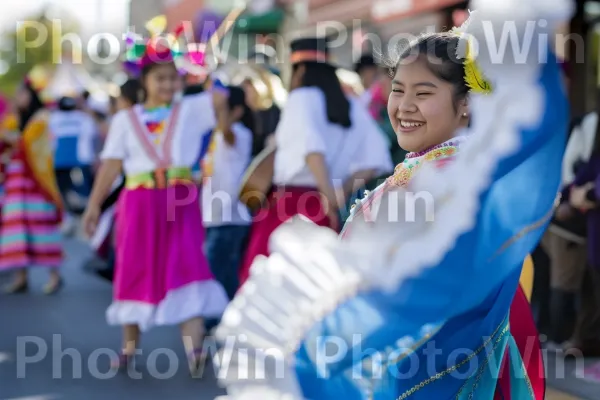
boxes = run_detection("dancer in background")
[202,85,253,329]
[354,54,379,108]
[82,38,227,371]
[50,96,97,234]
[1,74,64,295]
[239,37,393,285]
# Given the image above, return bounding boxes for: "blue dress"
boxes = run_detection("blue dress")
[214,5,572,399]
[292,51,567,400]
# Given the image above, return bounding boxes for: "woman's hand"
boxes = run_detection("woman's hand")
[82,203,101,238]
[570,182,596,211]
[321,193,341,231]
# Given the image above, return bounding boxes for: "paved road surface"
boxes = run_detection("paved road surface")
[0,237,599,400]
[0,238,225,400]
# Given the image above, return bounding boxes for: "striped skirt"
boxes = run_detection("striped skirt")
[0,157,62,270]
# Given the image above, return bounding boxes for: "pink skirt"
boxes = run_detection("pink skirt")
[106,184,228,331]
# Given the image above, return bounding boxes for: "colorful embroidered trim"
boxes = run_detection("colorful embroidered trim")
[125,167,193,189]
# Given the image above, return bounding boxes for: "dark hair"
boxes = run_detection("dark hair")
[58,96,77,111]
[227,85,256,136]
[391,32,469,108]
[18,81,44,131]
[183,84,205,96]
[293,62,351,128]
[119,79,142,106]
[354,54,377,74]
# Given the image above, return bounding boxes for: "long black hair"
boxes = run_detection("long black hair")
[293,62,351,129]
[391,32,470,112]
[227,85,256,136]
[18,81,44,131]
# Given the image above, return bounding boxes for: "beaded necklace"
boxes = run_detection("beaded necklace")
[386,137,465,188]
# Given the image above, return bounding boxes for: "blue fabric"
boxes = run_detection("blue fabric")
[54,136,80,168]
[193,129,214,173]
[204,225,250,332]
[204,224,249,299]
[293,54,567,399]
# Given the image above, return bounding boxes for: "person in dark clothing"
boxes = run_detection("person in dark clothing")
[538,115,591,346]
[553,121,600,356]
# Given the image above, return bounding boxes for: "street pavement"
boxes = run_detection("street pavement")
[0,237,225,400]
[0,236,599,400]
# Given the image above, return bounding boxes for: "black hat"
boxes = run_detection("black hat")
[58,96,77,111]
[354,54,376,73]
[289,37,331,65]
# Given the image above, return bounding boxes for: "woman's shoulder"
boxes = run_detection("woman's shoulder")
[288,87,324,105]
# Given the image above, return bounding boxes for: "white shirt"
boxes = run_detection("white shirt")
[202,123,253,227]
[562,112,598,186]
[359,87,374,108]
[100,92,216,175]
[273,87,393,188]
[49,110,97,165]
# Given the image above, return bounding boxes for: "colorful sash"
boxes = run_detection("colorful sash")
[127,103,181,188]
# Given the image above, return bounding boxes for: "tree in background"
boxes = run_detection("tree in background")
[0,8,79,96]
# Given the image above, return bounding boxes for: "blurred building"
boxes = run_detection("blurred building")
[284,0,467,68]
[129,0,164,31]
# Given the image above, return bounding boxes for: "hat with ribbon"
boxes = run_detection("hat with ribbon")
[289,36,334,66]
[123,15,193,75]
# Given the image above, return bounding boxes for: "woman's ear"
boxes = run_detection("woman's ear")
[459,96,470,117]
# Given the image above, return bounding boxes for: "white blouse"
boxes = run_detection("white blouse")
[202,123,253,227]
[273,87,393,188]
[100,92,216,175]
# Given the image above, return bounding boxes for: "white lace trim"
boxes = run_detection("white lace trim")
[213,1,573,398]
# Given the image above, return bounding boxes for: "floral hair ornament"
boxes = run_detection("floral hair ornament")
[451,11,493,95]
[124,15,187,71]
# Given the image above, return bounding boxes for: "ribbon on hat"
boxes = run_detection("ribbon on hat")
[451,11,493,95]
[124,15,187,69]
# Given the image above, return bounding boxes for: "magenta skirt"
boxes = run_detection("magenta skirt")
[106,184,228,331]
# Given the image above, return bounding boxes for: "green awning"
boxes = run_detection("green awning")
[235,8,285,34]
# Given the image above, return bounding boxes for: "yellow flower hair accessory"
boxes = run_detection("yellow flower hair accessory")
[451,11,493,95]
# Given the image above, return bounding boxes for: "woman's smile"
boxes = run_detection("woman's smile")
[397,118,426,133]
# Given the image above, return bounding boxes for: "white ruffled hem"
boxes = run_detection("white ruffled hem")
[106,280,228,331]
